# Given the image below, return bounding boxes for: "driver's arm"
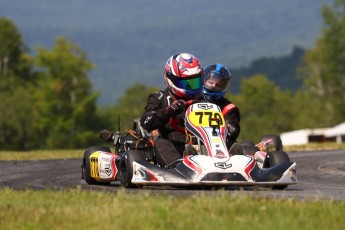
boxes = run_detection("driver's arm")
[223,105,241,141]
[140,92,170,131]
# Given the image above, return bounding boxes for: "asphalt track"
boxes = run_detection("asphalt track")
[0,150,344,200]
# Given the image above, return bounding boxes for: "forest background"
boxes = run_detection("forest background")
[0,0,344,150]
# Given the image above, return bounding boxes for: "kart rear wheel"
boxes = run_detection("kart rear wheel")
[261,134,283,151]
[266,150,291,189]
[239,140,255,147]
[82,146,112,185]
[119,150,146,188]
[239,140,259,155]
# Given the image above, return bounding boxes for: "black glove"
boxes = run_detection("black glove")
[164,100,186,116]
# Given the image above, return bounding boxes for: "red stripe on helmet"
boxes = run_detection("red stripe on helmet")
[172,58,179,76]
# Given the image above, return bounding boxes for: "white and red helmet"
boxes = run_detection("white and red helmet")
[164,53,203,99]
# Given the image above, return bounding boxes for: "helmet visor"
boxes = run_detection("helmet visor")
[204,74,230,92]
[172,76,202,90]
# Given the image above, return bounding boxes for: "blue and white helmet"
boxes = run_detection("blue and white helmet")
[203,64,231,101]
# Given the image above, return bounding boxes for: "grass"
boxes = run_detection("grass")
[0,188,344,230]
[0,145,344,229]
[284,142,345,151]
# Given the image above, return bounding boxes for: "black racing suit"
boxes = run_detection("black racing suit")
[202,95,241,149]
[140,89,188,167]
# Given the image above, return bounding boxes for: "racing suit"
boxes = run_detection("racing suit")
[140,89,189,167]
[202,95,241,149]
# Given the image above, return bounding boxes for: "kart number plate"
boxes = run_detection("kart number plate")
[188,111,225,127]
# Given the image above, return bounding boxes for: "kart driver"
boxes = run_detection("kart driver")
[140,53,204,168]
[202,63,241,150]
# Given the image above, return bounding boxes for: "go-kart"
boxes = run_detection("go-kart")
[81,102,297,189]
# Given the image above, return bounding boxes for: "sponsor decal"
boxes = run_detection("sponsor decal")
[100,157,111,162]
[197,104,213,110]
[215,150,226,159]
[133,164,159,182]
[100,168,112,176]
[133,165,146,181]
[211,137,221,143]
[89,152,118,180]
[144,116,152,125]
[214,161,232,169]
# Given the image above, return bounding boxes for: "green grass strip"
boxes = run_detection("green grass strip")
[0,188,344,230]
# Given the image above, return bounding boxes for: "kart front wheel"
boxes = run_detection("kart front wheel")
[266,150,290,167]
[266,150,291,189]
[82,146,112,185]
[119,150,146,188]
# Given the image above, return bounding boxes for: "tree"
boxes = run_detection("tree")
[231,46,305,93]
[112,84,160,131]
[291,90,326,130]
[0,18,38,150]
[34,37,99,148]
[229,75,294,142]
[298,0,345,127]
[0,17,32,79]
[0,17,22,76]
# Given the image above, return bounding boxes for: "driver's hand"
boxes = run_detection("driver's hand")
[164,100,186,116]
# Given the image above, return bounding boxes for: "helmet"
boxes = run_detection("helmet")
[203,64,231,101]
[164,53,203,99]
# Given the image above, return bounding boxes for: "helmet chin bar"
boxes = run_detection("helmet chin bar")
[202,88,224,101]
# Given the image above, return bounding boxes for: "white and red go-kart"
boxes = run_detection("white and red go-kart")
[81,102,297,189]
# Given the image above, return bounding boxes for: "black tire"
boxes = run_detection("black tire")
[260,134,283,151]
[266,150,290,167]
[265,150,291,189]
[239,140,255,147]
[239,141,259,155]
[82,146,112,185]
[119,150,146,188]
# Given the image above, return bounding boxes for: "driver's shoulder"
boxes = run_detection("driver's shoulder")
[151,89,170,99]
[215,97,233,108]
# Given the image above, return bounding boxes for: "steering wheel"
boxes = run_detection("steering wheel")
[169,100,205,133]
